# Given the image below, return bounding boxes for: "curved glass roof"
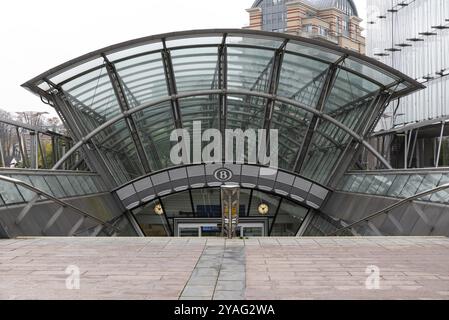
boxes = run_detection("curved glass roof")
[23,29,424,187]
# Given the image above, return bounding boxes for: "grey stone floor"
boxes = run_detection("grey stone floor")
[1,237,449,300]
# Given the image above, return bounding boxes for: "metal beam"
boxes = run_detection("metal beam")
[218,34,228,161]
[408,128,419,168]
[0,137,5,167]
[16,127,28,168]
[37,133,48,169]
[435,121,445,168]
[263,39,288,132]
[161,39,183,129]
[293,55,348,172]
[29,131,38,169]
[42,207,64,235]
[103,54,152,173]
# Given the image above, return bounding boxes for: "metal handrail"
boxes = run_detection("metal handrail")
[0,175,119,232]
[327,182,449,236]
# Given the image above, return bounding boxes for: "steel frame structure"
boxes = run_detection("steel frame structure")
[21,29,423,192]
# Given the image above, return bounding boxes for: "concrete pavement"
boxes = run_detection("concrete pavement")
[1,237,449,300]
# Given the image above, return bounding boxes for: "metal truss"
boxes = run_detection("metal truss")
[292,54,348,173]
[161,39,183,129]
[103,54,152,173]
[49,88,394,173]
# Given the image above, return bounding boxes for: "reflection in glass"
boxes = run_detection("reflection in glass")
[0,180,24,204]
[271,199,308,236]
[191,188,221,218]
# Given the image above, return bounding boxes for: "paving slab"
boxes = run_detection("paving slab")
[0,237,448,299]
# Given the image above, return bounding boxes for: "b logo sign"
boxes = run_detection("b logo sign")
[214,168,233,182]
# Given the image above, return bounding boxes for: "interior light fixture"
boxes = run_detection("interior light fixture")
[154,204,164,215]
[258,203,269,215]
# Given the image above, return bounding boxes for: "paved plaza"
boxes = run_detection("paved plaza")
[1,237,449,300]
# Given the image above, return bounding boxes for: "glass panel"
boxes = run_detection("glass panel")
[13,175,37,201]
[166,36,222,48]
[93,119,144,183]
[43,175,66,198]
[349,175,365,192]
[430,174,449,203]
[73,176,93,195]
[179,95,220,153]
[342,174,356,191]
[29,176,54,196]
[57,176,77,197]
[107,41,163,62]
[226,35,284,49]
[417,174,443,201]
[93,176,108,192]
[271,101,312,171]
[300,121,350,184]
[161,191,195,219]
[239,189,252,217]
[62,66,121,121]
[374,175,395,195]
[325,69,380,113]
[84,176,99,194]
[227,95,266,131]
[191,188,221,218]
[132,200,169,236]
[248,190,279,217]
[367,176,383,194]
[277,52,329,108]
[227,46,275,92]
[357,175,375,193]
[399,174,424,198]
[171,46,218,92]
[132,101,175,172]
[387,175,410,197]
[286,41,341,63]
[343,58,398,87]
[115,52,167,108]
[50,58,104,85]
[67,175,85,195]
[0,180,24,204]
[271,199,308,236]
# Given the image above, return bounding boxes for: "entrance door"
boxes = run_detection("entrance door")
[178,223,220,237]
[177,222,264,237]
[239,223,264,237]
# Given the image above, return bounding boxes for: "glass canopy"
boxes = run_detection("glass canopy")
[23,29,423,187]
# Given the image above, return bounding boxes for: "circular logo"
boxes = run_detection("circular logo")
[214,168,233,182]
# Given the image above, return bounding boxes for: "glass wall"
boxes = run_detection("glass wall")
[131,187,311,237]
[0,172,107,206]
[338,172,449,205]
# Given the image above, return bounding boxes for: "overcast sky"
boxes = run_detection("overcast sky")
[0,0,367,116]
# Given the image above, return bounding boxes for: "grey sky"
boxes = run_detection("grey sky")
[0,0,367,115]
